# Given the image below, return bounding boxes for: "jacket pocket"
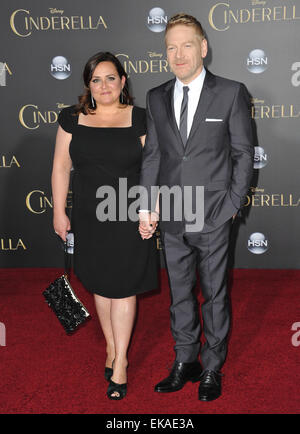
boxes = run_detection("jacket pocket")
[205,180,230,191]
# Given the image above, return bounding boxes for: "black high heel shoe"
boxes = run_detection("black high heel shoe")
[104,360,114,382]
[107,379,127,400]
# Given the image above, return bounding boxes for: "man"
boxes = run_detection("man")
[139,13,253,401]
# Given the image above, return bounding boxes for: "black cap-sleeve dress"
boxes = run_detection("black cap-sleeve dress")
[57,105,158,298]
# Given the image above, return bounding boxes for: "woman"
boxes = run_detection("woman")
[51,52,158,400]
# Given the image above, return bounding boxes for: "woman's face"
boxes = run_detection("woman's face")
[89,61,125,106]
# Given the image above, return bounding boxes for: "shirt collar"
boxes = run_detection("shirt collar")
[175,67,206,93]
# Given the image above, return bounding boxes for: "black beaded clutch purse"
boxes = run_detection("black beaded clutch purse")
[43,234,90,334]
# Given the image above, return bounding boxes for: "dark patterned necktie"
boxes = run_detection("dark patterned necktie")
[179,86,189,146]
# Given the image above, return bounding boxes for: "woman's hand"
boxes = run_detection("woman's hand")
[139,211,158,239]
[53,212,71,242]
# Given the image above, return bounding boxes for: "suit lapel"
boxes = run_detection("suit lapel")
[163,79,185,152]
[186,70,217,145]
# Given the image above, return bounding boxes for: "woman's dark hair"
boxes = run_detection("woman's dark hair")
[75,51,133,114]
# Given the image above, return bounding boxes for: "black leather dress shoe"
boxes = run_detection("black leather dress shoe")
[155,361,202,393]
[198,370,222,401]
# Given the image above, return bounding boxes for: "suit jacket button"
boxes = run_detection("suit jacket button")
[182,156,187,161]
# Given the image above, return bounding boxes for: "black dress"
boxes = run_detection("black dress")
[57,105,158,298]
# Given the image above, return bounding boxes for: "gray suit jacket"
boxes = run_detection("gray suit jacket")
[140,69,254,233]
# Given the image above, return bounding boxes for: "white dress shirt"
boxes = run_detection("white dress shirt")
[174,67,206,137]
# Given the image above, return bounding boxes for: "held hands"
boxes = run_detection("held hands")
[139,211,159,240]
[53,212,71,242]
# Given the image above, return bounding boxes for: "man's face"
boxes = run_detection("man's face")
[166,24,207,84]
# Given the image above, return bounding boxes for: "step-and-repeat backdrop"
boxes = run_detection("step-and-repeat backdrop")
[0,0,299,268]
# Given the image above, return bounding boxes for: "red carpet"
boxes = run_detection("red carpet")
[0,268,299,414]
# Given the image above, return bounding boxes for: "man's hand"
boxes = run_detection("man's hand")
[139,211,158,239]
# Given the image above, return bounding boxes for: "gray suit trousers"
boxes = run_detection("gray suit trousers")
[161,220,232,371]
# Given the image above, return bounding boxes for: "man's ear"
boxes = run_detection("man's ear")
[201,38,208,59]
